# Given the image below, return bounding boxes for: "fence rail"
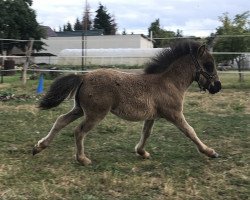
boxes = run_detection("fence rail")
[1,36,250,68]
[1,68,250,74]
[0,52,250,67]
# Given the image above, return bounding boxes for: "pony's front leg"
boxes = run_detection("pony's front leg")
[172,113,219,158]
[135,120,154,159]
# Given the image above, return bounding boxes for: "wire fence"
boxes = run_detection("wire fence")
[0,53,249,68]
[1,68,249,93]
[2,68,250,74]
[0,36,250,85]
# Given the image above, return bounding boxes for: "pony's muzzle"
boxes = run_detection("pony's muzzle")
[208,81,221,94]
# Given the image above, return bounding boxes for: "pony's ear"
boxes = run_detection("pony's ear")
[197,44,206,58]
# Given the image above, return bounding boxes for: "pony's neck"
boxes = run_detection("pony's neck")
[162,55,195,92]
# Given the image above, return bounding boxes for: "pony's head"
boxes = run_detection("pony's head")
[192,44,221,94]
[144,40,222,94]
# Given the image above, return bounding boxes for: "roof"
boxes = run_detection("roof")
[13,53,57,57]
[40,26,153,42]
[140,34,154,42]
[55,29,104,37]
[41,26,57,37]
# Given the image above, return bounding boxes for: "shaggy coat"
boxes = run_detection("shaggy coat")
[34,40,221,165]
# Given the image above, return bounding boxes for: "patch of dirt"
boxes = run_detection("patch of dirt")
[0,93,34,101]
[0,83,10,89]
[0,103,38,114]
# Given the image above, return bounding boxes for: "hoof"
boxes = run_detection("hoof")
[136,149,151,159]
[199,148,219,158]
[142,151,151,159]
[32,147,39,155]
[210,152,219,158]
[32,145,45,155]
[76,156,92,166]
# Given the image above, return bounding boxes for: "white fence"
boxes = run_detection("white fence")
[1,51,249,69]
[1,37,250,68]
[57,48,162,66]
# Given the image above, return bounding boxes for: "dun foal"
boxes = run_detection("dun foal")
[33,40,222,165]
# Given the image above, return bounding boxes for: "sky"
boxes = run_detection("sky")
[32,0,249,37]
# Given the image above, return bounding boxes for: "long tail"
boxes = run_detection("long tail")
[38,74,82,110]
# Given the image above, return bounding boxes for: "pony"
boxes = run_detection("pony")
[33,40,222,165]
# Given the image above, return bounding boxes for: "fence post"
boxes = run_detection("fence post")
[0,40,5,83]
[22,38,34,85]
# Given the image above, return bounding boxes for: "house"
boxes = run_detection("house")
[35,28,154,65]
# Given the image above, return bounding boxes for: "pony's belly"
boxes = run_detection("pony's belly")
[110,108,155,122]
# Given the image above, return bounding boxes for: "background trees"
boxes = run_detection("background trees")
[1,0,249,77]
[62,3,117,35]
[0,0,45,55]
[148,19,182,48]
[74,18,83,31]
[82,3,92,31]
[93,3,117,35]
[65,22,73,31]
[212,11,250,81]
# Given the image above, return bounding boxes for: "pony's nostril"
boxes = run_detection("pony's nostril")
[215,81,222,90]
[208,81,222,94]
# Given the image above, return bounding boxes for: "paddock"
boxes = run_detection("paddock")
[0,71,249,199]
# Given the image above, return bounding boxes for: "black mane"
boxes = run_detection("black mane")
[144,40,201,74]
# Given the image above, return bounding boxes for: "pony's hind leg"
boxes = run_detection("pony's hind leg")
[135,120,154,159]
[74,111,109,166]
[33,106,83,155]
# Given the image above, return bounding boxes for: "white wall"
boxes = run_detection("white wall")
[36,35,154,64]
[85,35,153,49]
[140,37,154,48]
[41,37,82,55]
[57,48,162,66]
[40,35,153,55]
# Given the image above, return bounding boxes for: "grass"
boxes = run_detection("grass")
[0,72,249,199]
[218,71,250,89]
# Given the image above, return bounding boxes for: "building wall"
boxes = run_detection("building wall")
[40,35,153,55]
[84,35,153,49]
[41,37,82,55]
[140,37,154,48]
[37,35,153,64]
[57,48,162,66]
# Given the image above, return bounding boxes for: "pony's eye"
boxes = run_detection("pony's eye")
[204,62,214,73]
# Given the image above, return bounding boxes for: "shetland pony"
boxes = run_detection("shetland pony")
[33,40,221,165]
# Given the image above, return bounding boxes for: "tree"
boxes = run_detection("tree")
[148,19,176,47]
[110,14,118,35]
[176,29,183,37]
[212,11,250,81]
[82,3,92,31]
[65,22,73,31]
[63,25,67,32]
[74,18,82,31]
[122,28,127,35]
[0,0,45,55]
[93,3,117,35]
